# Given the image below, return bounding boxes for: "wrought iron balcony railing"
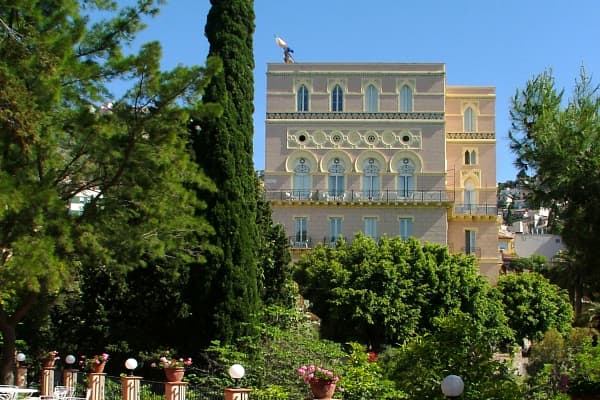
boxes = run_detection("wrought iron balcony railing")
[453,204,498,216]
[264,189,454,203]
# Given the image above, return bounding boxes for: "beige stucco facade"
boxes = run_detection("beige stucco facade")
[264,63,500,283]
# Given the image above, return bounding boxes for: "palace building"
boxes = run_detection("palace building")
[263,62,499,282]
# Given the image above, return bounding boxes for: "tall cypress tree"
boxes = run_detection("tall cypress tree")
[189,0,260,344]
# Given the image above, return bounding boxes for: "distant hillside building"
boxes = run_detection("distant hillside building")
[514,234,565,262]
[263,63,499,282]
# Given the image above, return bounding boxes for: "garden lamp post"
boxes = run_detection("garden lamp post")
[441,375,464,399]
[121,358,141,400]
[224,364,251,400]
[16,353,26,364]
[63,354,78,389]
[65,355,76,369]
[15,353,27,388]
[228,364,245,388]
[125,358,138,376]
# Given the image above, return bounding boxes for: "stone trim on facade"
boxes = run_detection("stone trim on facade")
[267,112,444,120]
[447,132,495,140]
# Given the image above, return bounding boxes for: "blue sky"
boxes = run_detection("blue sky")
[127,0,600,183]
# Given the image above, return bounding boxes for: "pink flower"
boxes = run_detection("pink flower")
[157,355,192,369]
[296,363,341,386]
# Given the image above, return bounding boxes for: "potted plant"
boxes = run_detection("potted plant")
[85,353,109,373]
[297,364,342,400]
[41,351,60,368]
[153,356,192,382]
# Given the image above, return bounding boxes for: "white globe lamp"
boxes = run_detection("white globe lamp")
[441,375,464,398]
[228,364,245,387]
[65,354,76,368]
[125,358,138,376]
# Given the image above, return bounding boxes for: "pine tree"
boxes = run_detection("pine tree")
[189,0,260,344]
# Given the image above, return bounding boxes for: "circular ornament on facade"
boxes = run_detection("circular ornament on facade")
[366,132,378,144]
[401,133,411,143]
[331,132,343,144]
[347,131,362,145]
[312,131,327,145]
[382,130,396,145]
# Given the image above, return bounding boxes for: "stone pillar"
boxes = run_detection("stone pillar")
[121,376,141,400]
[165,382,187,400]
[41,367,55,396]
[88,372,106,400]
[223,388,252,400]
[15,366,27,388]
[63,369,78,393]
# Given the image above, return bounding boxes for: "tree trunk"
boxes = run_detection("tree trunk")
[0,292,39,384]
[0,322,16,385]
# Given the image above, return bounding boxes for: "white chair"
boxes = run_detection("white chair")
[63,389,90,400]
[53,387,71,399]
[0,387,18,400]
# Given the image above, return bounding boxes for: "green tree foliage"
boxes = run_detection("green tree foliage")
[0,0,217,382]
[340,342,405,400]
[294,234,513,347]
[525,328,599,399]
[189,0,260,345]
[510,254,547,273]
[509,68,600,315]
[255,190,295,308]
[380,312,523,400]
[542,249,589,321]
[496,273,573,341]
[190,305,347,399]
[189,306,404,400]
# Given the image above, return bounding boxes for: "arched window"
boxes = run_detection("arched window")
[464,107,476,132]
[397,158,415,198]
[328,158,345,197]
[297,85,309,112]
[400,85,413,112]
[363,158,380,199]
[293,158,311,199]
[332,85,344,112]
[465,149,477,165]
[365,84,378,112]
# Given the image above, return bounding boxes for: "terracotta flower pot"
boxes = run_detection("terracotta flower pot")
[92,361,106,373]
[309,378,336,400]
[43,360,56,368]
[164,367,185,382]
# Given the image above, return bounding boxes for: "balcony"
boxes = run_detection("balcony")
[264,189,454,203]
[289,236,312,249]
[461,247,482,258]
[454,204,498,216]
